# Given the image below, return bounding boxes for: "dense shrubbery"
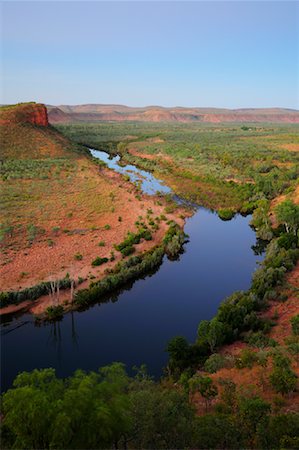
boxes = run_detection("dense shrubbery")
[2,364,299,450]
[74,247,164,307]
[163,222,186,257]
[0,276,72,308]
[75,223,184,307]
[114,229,152,256]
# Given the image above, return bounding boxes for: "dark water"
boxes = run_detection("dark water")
[1,151,263,391]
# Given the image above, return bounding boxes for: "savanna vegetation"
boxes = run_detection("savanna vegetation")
[1,363,299,450]
[56,121,299,211]
[1,104,183,306]
[2,109,299,448]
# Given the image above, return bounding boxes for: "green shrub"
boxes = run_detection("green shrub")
[204,353,229,373]
[218,209,235,221]
[121,245,135,257]
[235,349,257,369]
[91,257,109,267]
[291,315,299,336]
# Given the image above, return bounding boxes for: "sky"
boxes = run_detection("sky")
[1,1,298,108]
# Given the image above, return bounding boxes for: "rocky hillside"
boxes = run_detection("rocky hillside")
[47,104,299,124]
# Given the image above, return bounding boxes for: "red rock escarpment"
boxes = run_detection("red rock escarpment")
[0,103,49,126]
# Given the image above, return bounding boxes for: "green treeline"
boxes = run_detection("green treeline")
[1,363,299,449]
[0,276,72,309]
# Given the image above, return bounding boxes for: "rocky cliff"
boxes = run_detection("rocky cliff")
[0,103,48,126]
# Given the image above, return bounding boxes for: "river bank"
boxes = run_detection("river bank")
[0,170,187,318]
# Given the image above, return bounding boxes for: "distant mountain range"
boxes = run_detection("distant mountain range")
[47,104,299,124]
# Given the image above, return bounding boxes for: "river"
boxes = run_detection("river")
[1,149,264,391]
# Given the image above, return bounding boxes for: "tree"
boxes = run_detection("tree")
[193,413,241,449]
[238,396,271,447]
[270,352,297,395]
[197,318,224,353]
[127,384,196,449]
[275,200,299,236]
[166,336,190,375]
[291,314,299,336]
[189,375,218,412]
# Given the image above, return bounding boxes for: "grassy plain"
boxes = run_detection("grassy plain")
[56,122,299,211]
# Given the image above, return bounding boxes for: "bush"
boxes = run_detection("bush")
[245,331,278,348]
[91,257,109,267]
[218,209,235,221]
[120,245,135,257]
[235,349,257,369]
[270,352,298,394]
[203,353,230,373]
[291,315,299,336]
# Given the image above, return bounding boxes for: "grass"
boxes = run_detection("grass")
[0,104,140,265]
[56,122,299,211]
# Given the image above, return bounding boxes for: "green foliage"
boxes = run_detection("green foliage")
[197,317,225,352]
[2,362,299,450]
[203,353,231,373]
[257,413,299,449]
[270,351,298,394]
[238,396,271,440]
[1,364,196,450]
[193,413,241,449]
[291,314,299,336]
[166,336,191,374]
[277,232,298,249]
[245,330,277,349]
[218,209,235,221]
[189,375,218,412]
[275,200,299,235]
[235,348,258,369]
[0,276,72,308]
[163,222,186,258]
[75,247,164,307]
[57,122,299,211]
[91,256,109,267]
[74,252,83,261]
[250,199,273,240]
[114,229,152,257]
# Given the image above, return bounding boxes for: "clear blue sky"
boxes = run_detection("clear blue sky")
[1,1,298,108]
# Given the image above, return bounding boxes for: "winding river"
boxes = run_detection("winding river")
[1,150,264,391]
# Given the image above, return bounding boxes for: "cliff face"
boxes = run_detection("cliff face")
[0,103,48,126]
[22,103,48,126]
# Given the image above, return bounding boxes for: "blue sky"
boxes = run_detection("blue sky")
[1,1,298,108]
